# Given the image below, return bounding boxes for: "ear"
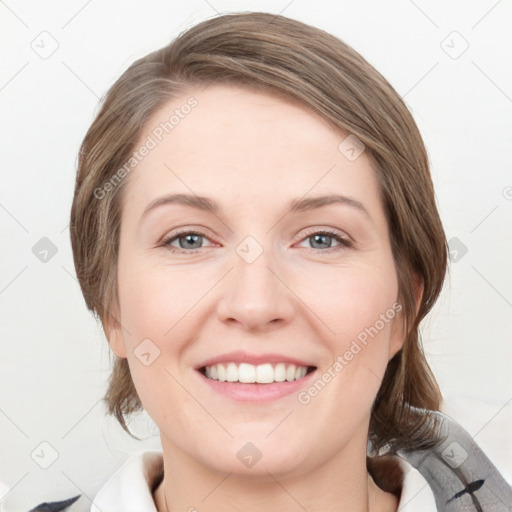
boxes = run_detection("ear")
[388,274,424,360]
[102,303,127,358]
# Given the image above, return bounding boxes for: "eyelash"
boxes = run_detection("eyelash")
[161,228,353,255]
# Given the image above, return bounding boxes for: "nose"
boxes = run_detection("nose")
[216,243,295,332]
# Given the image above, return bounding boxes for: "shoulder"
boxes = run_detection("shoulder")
[367,452,437,510]
[396,457,438,510]
[396,395,512,511]
[14,451,163,512]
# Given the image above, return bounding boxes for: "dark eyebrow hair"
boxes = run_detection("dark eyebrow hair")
[140,193,370,222]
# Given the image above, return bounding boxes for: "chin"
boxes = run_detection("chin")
[200,433,313,478]
[210,453,310,480]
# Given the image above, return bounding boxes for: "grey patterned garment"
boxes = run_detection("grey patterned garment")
[28,495,80,511]
[27,409,512,511]
[397,408,512,511]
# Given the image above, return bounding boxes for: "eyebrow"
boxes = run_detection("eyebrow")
[140,193,370,222]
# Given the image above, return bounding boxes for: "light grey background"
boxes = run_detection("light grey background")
[1,1,511,510]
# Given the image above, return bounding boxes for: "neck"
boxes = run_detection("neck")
[153,435,399,512]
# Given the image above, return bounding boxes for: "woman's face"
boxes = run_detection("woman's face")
[108,84,404,477]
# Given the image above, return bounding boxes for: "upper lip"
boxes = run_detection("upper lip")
[195,350,316,370]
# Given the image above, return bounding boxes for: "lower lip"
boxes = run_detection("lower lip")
[197,370,317,401]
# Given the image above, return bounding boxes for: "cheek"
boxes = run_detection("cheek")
[114,262,188,388]
[117,260,206,346]
[297,261,399,396]
[298,260,399,345]
[117,267,191,425]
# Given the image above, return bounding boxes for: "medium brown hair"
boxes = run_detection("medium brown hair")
[70,12,447,453]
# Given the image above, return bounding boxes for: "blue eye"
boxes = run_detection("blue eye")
[298,231,352,253]
[163,231,214,252]
[161,229,352,254]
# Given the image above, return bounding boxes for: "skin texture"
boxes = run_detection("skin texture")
[106,84,406,511]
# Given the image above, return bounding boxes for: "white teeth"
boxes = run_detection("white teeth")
[203,362,311,383]
[226,362,238,382]
[239,363,256,383]
[274,363,286,382]
[286,364,296,382]
[256,363,274,384]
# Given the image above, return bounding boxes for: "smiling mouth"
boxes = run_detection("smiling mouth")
[199,362,316,384]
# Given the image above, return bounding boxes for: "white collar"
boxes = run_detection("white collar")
[91,451,162,512]
[90,450,436,511]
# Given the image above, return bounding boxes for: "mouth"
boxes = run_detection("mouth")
[199,362,317,384]
[195,352,318,401]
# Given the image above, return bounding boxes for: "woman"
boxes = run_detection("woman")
[66,12,511,512]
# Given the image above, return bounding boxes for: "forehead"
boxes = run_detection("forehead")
[122,83,382,219]
[140,83,346,159]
